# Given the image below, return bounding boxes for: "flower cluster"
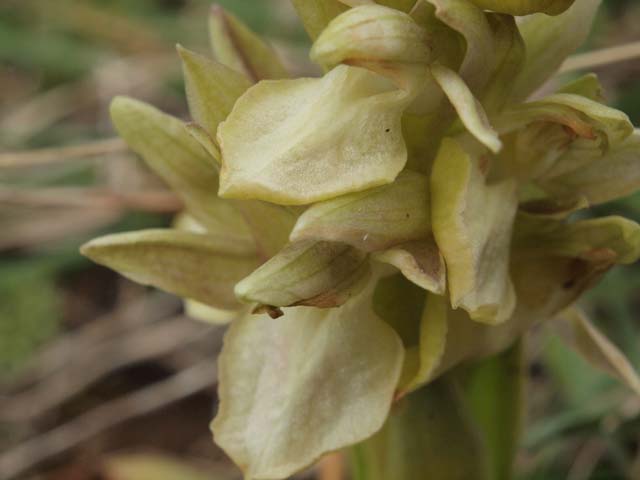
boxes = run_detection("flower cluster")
[82,0,640,478]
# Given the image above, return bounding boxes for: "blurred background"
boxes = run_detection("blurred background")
[0,1,639,479]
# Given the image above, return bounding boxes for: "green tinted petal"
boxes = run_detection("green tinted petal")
[212,286,404,479]
[378,0,418,11]
[435,235,618,380]
[373,239,446,294]
[480,14,525,115]
[557,73,604,103]
[109,97,250,239]
[291,170,430,251]
[290,0,349,40]
[184,299,238,325]
[177,45,252,137]
[468,0,574,15]
[338,0,418,10]
[209,5,288,82]
[496,93,633,146]
[311,5,431,87]
[510,0,601,103]
[229,200,299,260]
[400,293,449,394]
[540,130,640,205]
[561,308,640,396]
[80,229,259,310]
[515,216,640,265]
[426,0,497,93]
[218,65,409,205]
[431,63,502,153]
[235,240,370,309]
[352,378,489,480]
[511,251,612,318]
[431,137,517,324]
[185,122,221,164]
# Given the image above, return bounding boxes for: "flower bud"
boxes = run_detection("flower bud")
[311,5,431,82]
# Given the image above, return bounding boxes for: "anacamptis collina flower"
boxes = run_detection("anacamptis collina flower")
[81,0,640,478]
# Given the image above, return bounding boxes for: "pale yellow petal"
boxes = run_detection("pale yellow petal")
[211,286,404,479]
[426,0,497,93]
[208,5,288,82]
[109,96,251,240]
[218,65,410,205]
[431,137,517,324]
[373,238,446,294]
[80,229,259,310]
[431,63,502,153]
[177,45,252,137]
[234,240,370,309]
[290,0,349,40]
[510,0,602,103]
[184,300,239,325]
[291,170,430,251]
[400,293,449,394]
[540,130,640,205]
[468,0,574,15]
[515,215,640,265]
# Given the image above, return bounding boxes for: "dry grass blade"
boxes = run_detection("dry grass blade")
[561,40,640,73]
[0,316,213,423]
[0,138,127,169]
[0,359,218,480]
[0,187,182,213]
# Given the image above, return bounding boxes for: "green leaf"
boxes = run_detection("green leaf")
[212,284,404,479]
[234,240,370,309]
[109,97,250,240]
[467,0,574,15]
[290,0,349,40]
[177,45,252,137]
[80,229,259,310]
[463,339,525,480]
[209,5,289,82]
[291,170,430,251]
[509,0,602,103]
[218,65,410,205]
[431,137,517,324]
[564,308,640,396]
[311,5,431,87]
[430,63,502,153]
[350,378,489,480]
[373,238,445,294]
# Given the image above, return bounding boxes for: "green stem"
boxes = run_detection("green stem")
[349,376,490,480]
